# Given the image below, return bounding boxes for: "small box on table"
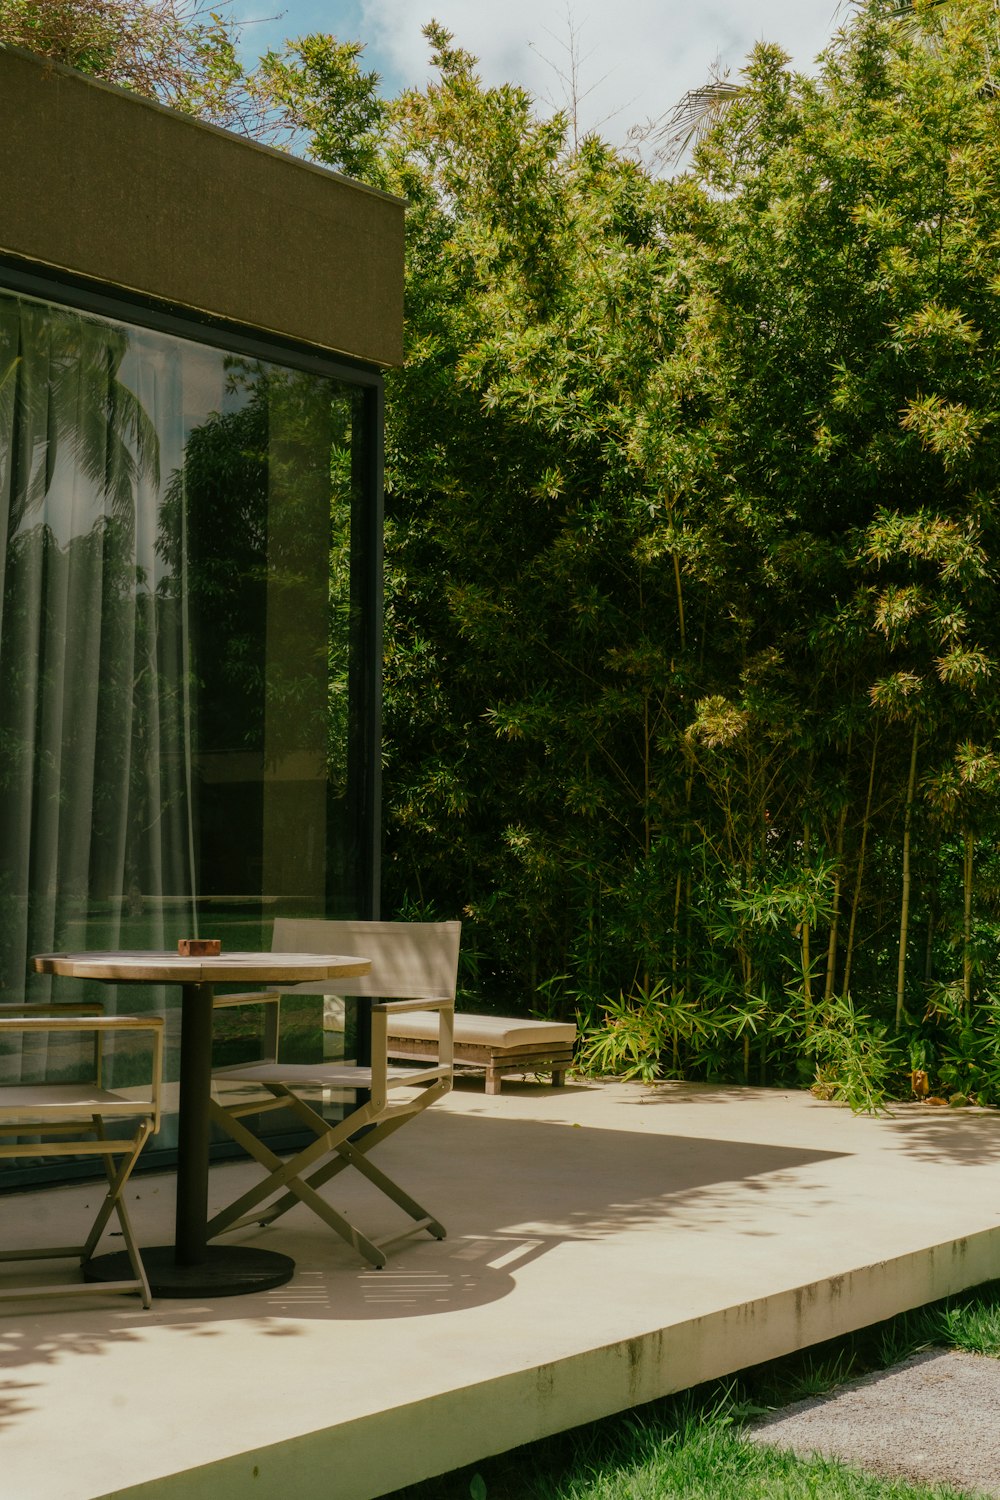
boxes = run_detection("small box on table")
[177,939,221,957]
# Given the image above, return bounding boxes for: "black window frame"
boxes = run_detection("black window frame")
[0,252,385,1184]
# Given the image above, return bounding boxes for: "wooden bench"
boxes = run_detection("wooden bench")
[386,1012,577,1095]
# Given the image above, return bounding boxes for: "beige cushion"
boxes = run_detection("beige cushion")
[387,1012,576,1050]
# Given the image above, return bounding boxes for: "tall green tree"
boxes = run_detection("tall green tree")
[610,0,1000,1087]
[0,0,282,137]
[254,6,1000,1105]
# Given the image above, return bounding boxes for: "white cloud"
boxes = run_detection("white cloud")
[231,0,845,151]
[357,0,843,146]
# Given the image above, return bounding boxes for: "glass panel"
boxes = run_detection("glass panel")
[180,357,365,943]
[0,287,373,1173]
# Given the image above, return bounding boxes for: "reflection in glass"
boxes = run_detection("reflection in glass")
[0,288,372,1160]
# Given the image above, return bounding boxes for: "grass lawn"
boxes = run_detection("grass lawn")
[388,1284,1000,1500]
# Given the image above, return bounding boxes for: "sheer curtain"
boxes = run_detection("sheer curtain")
[0,291,196,1080]
[0,285,369,1158]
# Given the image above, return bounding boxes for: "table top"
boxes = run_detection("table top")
[32,950,372,984]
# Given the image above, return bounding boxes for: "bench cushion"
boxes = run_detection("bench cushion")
[386,1012,576,1050]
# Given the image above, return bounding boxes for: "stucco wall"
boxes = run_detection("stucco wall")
[0,46,404,366]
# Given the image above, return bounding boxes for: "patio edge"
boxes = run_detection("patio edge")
[97,1226,1000,1500]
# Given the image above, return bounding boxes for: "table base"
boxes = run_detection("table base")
[84,1245,296,1299]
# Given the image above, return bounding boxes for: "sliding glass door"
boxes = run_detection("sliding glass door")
[0,277,382,1175]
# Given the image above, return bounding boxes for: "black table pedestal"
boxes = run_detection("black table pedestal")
[84,1244,295,1298]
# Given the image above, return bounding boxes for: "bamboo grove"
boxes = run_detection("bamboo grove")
[10,0,1000,1104]
[376,1,1000,1106]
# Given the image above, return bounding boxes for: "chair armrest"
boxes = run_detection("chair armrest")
[372,997,454,1015]
[0,1015,161,1032]
[369,1000,454,1098]
[0,1015,165,1131]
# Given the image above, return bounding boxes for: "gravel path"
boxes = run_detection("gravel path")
[748,1350,1000,1497]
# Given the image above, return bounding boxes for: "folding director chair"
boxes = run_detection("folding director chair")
[208,919,460,1269]
[0,1006,164,1306]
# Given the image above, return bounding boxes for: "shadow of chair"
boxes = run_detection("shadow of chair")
[0,1006,164,1306]
[207,919,460,1269]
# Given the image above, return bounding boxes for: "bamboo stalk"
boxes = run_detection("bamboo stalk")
[673,733,695,997]
[963,826,973,1013]
[844,728,879,997]
[671,868,683,998]
[802,819,813,1018]
[673,551,686,651]
[643,686,651,860]
[824,803,848,1001]
[684,870,692,996]
[895,723,920,1029]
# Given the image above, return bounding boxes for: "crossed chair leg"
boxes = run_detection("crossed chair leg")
[0,1116,155,1307]
[206,1090,446,1269]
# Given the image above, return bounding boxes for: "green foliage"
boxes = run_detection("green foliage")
[577,982,719,1084]
[254,34,390,182]
[370,2,1000,1106]
[911,982,1000,1104]
[807,997,904,1113]
[0,0,295,141]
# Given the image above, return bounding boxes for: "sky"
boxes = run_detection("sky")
[229,1,847,151]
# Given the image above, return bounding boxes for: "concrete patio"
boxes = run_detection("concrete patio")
[2,1077,1000,1500]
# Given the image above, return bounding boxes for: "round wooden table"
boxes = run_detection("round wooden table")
[32,950,371,1297]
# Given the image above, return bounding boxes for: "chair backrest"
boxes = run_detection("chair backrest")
[270,918,461,1001]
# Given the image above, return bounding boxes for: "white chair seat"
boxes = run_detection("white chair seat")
[1,1083,151,1118]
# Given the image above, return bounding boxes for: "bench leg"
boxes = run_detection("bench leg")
[485,1064,503,1096]
[552,1068,567,1087]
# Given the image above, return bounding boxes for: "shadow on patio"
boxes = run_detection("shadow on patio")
[0,1102,847,1343]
